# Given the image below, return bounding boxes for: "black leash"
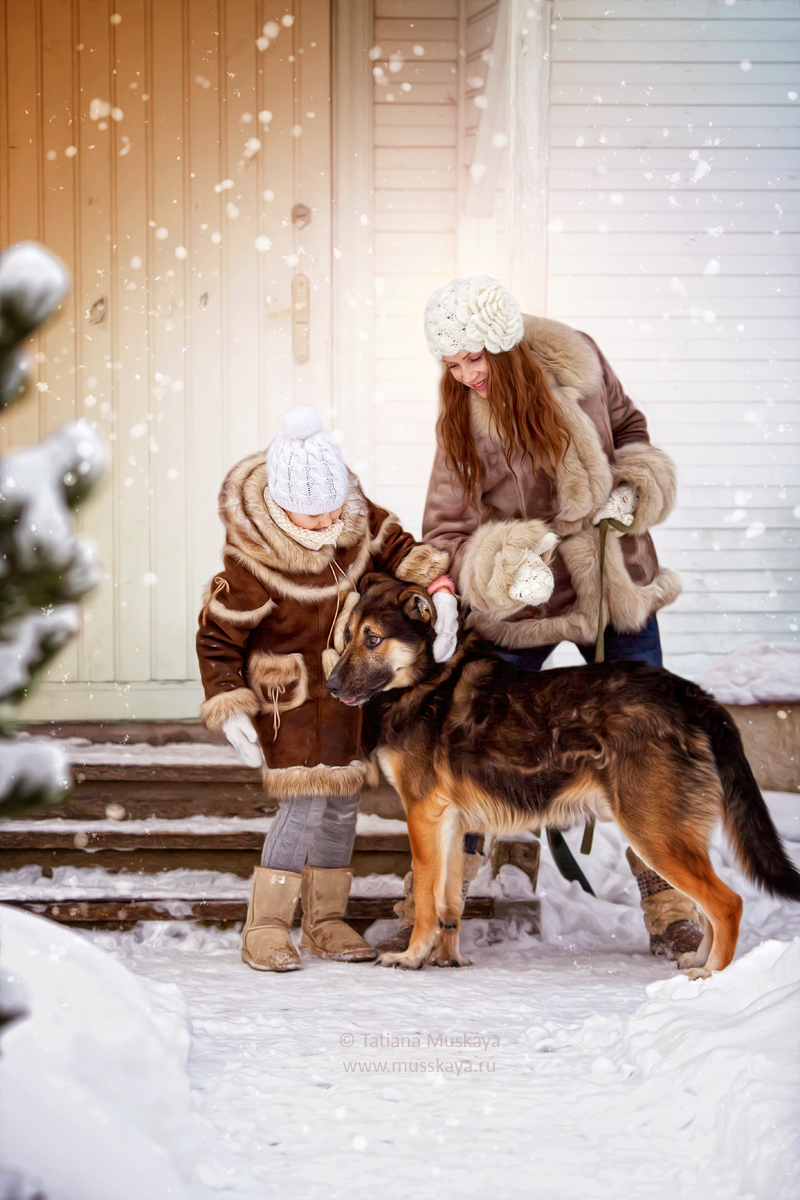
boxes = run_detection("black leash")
[545,516,631,893]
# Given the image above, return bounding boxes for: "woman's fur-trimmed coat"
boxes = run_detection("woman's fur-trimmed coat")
[422,315,682,649]
[197,453,448,799]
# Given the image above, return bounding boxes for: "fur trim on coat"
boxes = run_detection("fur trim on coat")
[201,687,262,732]
[459,519,559,619]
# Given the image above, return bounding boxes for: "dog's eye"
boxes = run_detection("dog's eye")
[366,634,383,648]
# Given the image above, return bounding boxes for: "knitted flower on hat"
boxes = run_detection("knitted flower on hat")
[424,275,525,360]
[266,405,348,515]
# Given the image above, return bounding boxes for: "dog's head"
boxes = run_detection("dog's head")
[325,573,437,706]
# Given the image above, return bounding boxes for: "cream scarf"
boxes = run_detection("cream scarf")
[264,488,345,550]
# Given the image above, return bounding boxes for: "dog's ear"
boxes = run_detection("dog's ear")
[398,587,435,625]
[358,571,385,596]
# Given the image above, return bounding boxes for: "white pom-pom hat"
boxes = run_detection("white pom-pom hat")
[423,275,525,361]
[266,405,349,515]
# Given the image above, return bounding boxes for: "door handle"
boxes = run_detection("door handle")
[292,274,309,364]
[263,276,309,364]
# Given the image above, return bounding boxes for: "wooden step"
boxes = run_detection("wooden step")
[17,720,407,820]
[0,824,411,879]
[18,762,403,823]
[1,896,541,934]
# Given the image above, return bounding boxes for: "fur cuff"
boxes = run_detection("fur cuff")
[261,761,369,799]
[460,519,559,616]
[201,687,261,732]
[612,443,677,532]
[395,543,450,587]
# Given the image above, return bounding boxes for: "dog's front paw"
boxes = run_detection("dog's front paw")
[426,947,472,968]
[682,965,712,981]
[377,951,424,970]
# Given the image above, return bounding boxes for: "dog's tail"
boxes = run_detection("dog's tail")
[703,699,800,901]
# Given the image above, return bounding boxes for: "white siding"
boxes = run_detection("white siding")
[548,0,800,673]
[371,0,459,531]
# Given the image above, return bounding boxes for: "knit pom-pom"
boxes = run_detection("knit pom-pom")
[281,404,323,441]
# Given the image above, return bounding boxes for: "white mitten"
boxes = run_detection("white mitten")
[222,713,265,768]
[592,485,638,528]
[432,590,459,663]
[508,550,555,607]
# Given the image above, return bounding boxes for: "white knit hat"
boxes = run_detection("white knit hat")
[423,275,525,360]
[266,406,349,515]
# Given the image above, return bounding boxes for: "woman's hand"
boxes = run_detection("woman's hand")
[508,550,555,607]
[592,485,638,528]
[223,713,265,768]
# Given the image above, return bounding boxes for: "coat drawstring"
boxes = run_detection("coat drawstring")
[268,684,285,741]
[201,575,230,623]
[326,559,351,652]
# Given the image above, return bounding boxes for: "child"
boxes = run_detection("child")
[197,406,450,972]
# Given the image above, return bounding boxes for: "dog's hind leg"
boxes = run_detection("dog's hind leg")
[378,793,451,970]
[620,821,742,977]
[427,807,472,968]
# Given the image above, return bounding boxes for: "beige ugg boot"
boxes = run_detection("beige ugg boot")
[241,866,302,972]
[300,866,377,962]
[626,848,703,961]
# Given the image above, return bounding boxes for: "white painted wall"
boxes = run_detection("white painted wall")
[546,0,800,673]
[373,0,800,675]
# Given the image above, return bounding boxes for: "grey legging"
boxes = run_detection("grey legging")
[260,793,360,873]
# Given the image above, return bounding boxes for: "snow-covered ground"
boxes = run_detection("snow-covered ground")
[3,799,798,1200]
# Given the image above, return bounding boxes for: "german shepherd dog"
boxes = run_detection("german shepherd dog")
[326,574,800,977]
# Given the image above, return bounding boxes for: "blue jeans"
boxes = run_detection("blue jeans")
[492,614,663,672]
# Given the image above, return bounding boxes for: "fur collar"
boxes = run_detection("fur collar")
[469,315,613,535]
[218,452,370,580]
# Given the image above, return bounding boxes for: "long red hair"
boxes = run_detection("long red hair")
[439,341,571,510]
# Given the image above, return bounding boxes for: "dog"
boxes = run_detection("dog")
[326,573,800,977]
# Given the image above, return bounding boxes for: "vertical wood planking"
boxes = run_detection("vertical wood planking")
[186,0,225,679]
[114,0,155,681]
[259,1,299,432]
[41,0,78,434]
[39,0,80,686]
[332,0,374,489]
[371,0,459,532]
[3,0,337,716]
[222,0,261,466]
[75,0,115,684]
[147,0,189,680]
[294,0,332,413]
[0,0,42,456]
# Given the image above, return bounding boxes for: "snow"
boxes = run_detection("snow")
[19,735,247,767]
[0,865,406,903]
[2,798,798,1198]
[0,905,209,1199]
[693,640,800,706]
[0,810,409,836]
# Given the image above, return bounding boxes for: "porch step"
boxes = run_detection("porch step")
[2,721,540,933]
[2,896,502,928]
[0,816,412,879]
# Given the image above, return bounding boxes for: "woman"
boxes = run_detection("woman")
[418,275,702,961]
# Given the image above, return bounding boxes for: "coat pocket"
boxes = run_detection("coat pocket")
[247,651,309,715]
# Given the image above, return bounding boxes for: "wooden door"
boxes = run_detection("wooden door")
[0,0,332,719]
